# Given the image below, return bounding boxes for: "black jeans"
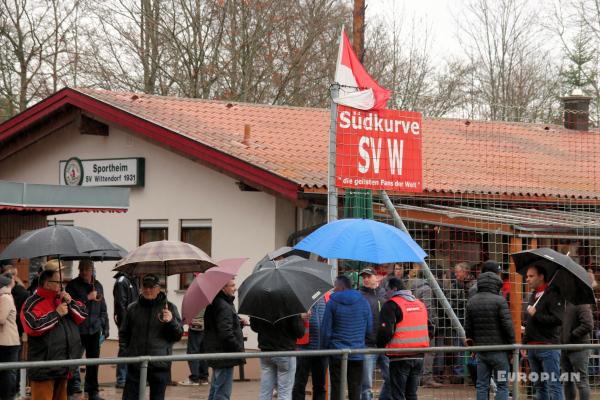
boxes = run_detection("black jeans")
[292,355,328,400]
[389,358,424,400]
[68,331,101,396]
[124,364,170,400]
[0,345,20,400]
[329,357,363,400]
[186,329,208,381]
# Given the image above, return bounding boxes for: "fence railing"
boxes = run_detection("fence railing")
[2,343,600,400]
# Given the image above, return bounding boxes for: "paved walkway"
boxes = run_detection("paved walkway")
[73,382,480,400]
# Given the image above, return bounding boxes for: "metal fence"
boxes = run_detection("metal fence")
[2,343,599,400]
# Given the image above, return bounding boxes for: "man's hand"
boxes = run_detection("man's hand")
[300,312,310,321]
[527,305,536,316]
[520,349,527,358]
[160,309,172,323]
[87,291,98,301]
[464,338,474,347]
[239,317,249,327]
[56,302,69,316]
[59,291,72,304]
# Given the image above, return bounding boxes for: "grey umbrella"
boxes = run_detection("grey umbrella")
[61,242,128,261]
[0,224,118,289]
[0,225,117,260]
[252,247,310,273]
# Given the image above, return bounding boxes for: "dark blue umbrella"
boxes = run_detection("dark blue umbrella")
[294,218,427,264]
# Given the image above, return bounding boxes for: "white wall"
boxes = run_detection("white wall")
[0,120,298,348]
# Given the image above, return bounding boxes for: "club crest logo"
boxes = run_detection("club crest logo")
[64,157,84,186]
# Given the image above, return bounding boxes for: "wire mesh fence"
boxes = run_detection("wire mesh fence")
[331,102,600,397]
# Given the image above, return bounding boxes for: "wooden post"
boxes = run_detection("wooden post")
[509,237,523,343]
[352,0,365,61]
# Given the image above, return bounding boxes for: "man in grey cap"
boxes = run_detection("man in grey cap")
[119,274,183,400]
[359,267,390,400]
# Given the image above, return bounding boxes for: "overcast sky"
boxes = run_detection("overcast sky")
[368,0,466,58]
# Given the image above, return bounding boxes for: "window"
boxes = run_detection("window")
[139,220,168,287]
[139,220,168,244]
[179,219,212,289]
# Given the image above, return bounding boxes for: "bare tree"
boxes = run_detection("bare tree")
[0,0,51,111]
[458,0,560,121]
[548,0,600,124]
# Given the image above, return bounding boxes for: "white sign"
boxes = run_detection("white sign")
[59,157,145,187]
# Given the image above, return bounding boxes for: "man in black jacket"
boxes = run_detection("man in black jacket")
[204,279,245,400]
[560,303,593,400]
[119,274,183,400]
[66,260,109,400]
[113,271,139,388]
[465,270,515,400]
[522,265,564,400]
[251,313,304,400]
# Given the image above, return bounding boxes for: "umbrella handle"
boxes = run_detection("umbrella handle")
[532,271,559,308]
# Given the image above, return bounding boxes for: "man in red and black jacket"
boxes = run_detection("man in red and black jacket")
[21,268,87,400]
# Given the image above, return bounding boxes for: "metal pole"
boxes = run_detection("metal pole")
[380,190,466,339]
[328,83,340,274]
[512,347,520,400]
[19,368,26,398]
[339,350,349,400]
[138,360,148,400]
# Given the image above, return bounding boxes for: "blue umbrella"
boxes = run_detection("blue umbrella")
[294,218,427,264]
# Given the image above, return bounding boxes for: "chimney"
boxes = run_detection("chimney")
[561,88,592,131]
[242,124,251,146]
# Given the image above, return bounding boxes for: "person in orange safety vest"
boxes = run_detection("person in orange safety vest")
[377,277,433,400]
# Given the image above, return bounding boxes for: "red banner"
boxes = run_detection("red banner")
[335,105,422,192]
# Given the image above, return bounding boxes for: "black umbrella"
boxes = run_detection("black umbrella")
[511,248,595,305]
[238,257,333,323]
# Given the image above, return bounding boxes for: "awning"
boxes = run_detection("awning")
[0,181,129,214]
[374,203,600,239]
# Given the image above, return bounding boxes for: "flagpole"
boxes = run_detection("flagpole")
[328,83,339,275]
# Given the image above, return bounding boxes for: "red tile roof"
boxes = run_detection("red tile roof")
[2,88,600,200]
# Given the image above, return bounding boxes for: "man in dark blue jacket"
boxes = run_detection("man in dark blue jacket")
[66,260,108,400]
[321,275,372,400]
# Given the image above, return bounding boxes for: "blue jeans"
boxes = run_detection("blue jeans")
[208,367,234,400]
[259,356,296,400]
[187,330,208,381]
[389,358,423,400]
[528,349,563,400]
[116,338,127,385]
[361,353,391,400]
[476,352,509,400]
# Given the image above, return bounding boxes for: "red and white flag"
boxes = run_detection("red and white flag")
[334,27,390,110]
